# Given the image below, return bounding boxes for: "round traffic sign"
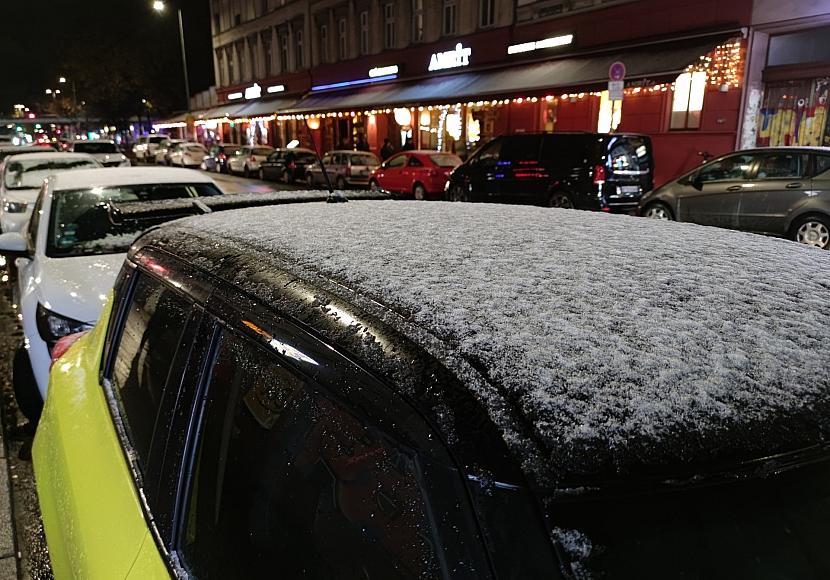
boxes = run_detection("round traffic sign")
[609,61,626,81]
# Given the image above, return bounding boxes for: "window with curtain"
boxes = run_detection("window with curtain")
[384,4,395,49]
[338,18,347,59]
[443,0,457,36]
[670,71,707,130]
[479,0,494,27]
[756,78,830,147]
[412,0,424,42]
[319,24,329,63]
[360,11,369,55]
[296,28,304,69]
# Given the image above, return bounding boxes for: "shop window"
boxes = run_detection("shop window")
[479,0,495,27]
[296,29,304,69]
[756,78,830,147]
[443,0,457,36]
[384,4,396,50]
[670,71,706,130]
[338,18,347,60]
[319,24,329,64]
[412,0,424,42]
[597,90,622,133]
[359,11,369,55]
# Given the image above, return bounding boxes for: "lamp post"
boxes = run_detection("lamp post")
[58,76,78,139]
[153,0,191,139]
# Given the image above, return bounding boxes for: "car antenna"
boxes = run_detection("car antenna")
[304,118,334,196]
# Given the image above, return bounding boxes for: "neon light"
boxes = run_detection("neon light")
[266,84,285,94]
[311,74,397,91]
[369,65,399,78]
[228,92,243,100]
[428,43,471,72]
[507,34,573,55]
[244,83,262,99]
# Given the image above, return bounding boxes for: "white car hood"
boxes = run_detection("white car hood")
[34,253,126,324]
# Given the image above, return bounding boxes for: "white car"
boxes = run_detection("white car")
[0,152,100,233]
[155,138,186,165]
[227,145,275,177]
[0,167,223,421]
[71,139,131,167]
[132,135,166,164]
[169,142,208,168]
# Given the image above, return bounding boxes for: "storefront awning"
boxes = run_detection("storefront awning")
[234,96,301,118]
[193,102,250,121]
[287,32,736,113]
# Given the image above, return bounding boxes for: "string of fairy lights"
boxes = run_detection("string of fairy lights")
[158,40,744,130]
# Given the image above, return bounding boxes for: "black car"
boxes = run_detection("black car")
[203,143,241,174]
[258,148,317,183]
[446,132,654,212]
[41,196,830,578]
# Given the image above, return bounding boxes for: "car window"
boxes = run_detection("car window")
[407,156,424,167]
[697,154,756,183]
[755,153,808,179]
[540,135,589,166]
[351,153,379,166]
[180,330,443,579]
[385,155,406,168]
[815,155,830,177]
[429,154,462,168]
[606,136,651,175]
[110,273,194,477]
[474,138,502,166]
[499,135,542,163]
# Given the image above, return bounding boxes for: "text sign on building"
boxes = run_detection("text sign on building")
[245,83,262,100]
[428,43,472,72]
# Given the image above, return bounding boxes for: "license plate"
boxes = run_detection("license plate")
[618,186,640,195]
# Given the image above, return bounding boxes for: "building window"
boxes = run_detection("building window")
[412,0,424,42]
[359,11,369,55]
[479,0,494,27]
[217,51,226,86]
[239,42,248,80]
[296,29,304,69]
[670,71,707,130]
[384,4,395,49]
[262,31,272,76]
[443,0,457,36]
[338,18,347,60]
[280,31,290,72]
[319,24,329,63]
[259,0,268,16]
[213,12,221,31]
[227,47,236,83]
[248,37,258,79]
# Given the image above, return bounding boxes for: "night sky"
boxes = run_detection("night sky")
[0,0,213,117]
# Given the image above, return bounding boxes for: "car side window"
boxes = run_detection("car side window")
[407,155,424,167]
[755,153,808,179]
[812,154,830,177]
[322,154,333,165]
[386,155,406,168]
[475,138,502,167]
[697,154,756,183]
[179,330,442,579]
[500,135,542,163]
[110,272,194,474]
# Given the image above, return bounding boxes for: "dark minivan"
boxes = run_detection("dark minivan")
[445,132,653,212]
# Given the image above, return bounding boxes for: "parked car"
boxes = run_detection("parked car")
[0,144,57,163]
[445,132,653,212]
[169,142,208,168]
[132,135,166,164]
[155,138,186,166]
[203,144,241,173]
[369,150,462,199]
[0,152,101,233]
[32,201,830,579]
[71,139,131,167]
[227,145,275,177]
[306,150,381,189]
[258,148,317,183]
[0,167,223,424]
[640,147,830,249]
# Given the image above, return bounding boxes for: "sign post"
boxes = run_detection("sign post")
[608,61,626,102]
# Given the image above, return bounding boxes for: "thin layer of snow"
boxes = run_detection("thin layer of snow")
[144,202,830,484]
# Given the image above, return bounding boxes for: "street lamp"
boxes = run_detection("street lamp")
[59,75,78,139]
[152,0,191,138]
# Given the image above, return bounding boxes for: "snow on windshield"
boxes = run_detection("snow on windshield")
[4,158,99,189]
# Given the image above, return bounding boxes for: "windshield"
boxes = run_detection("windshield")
[73,142,118,154]
[605,136,651,175]
[430,154,462,168]
[543,454,830,577]
[4,158,100,190]
[46,182,222,258]
[149,136,165,144]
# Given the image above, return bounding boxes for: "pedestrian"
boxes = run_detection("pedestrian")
[402,137,415,151]
[380,138,395,160]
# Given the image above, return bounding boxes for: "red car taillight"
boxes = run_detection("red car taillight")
[50,331,89,368]
[593,164,606,185]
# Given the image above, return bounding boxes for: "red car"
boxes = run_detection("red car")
[369,150,462,200]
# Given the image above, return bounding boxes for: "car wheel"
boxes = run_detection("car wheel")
[548,192,573,209]
[13,345,42,425]
[413,183,426,201]
[336,176,347,190]
[244,165,251,178]
[447,183,468,202]
[369,179,380,192]
[792,215,830,249]
[642,202,674,221]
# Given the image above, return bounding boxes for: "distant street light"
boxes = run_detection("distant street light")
[151,1,191,138]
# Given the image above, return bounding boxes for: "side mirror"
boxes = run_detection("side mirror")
[0,232,30,258]
[690,173,703,190]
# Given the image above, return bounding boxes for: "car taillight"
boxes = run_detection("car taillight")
[593,164,606,185]
[50,331,89,367]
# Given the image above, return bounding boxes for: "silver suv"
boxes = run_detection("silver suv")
[306,150,380,189]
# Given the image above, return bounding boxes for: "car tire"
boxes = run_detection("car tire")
[369,179,380,192]
[548,191,574,209]
[447,183,468,202]
[13,345,42,425]
[413,183,426,201]
[336,176,347,190]
[642,202,674,221]
[791,214,830,249]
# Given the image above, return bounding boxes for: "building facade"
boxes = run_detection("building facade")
[160,0,758,186]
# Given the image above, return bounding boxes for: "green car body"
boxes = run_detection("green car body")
[32,297,168,580]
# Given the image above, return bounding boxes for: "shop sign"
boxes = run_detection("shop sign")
[245,83,262,100]
[369,65,399,78]
[267,84,285,94]
[227,92,243,100]
[507,34,573,55]
[428,43,472,72]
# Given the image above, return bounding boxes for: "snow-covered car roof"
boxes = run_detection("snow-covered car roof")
[137,202,830,486]
[49,167,216,191]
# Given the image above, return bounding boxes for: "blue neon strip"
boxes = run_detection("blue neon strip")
[311,74,398,91]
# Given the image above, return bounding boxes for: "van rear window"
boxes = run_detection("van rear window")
[607,136,650,175]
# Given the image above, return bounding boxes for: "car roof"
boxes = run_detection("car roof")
[136,202,830,487]
[5,152,95,162]
[49,167,216,190]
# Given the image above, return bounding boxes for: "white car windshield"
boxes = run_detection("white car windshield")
[47,182,222,257]
[4,158,99,190]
